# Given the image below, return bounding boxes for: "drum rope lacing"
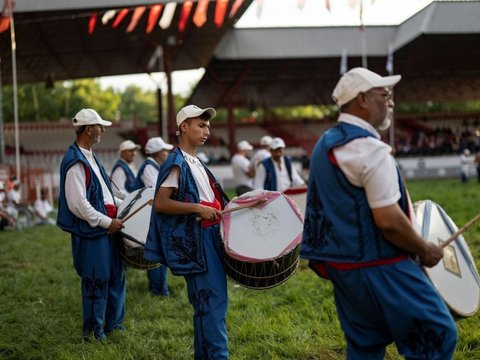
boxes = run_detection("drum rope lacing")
[118,187,146,220]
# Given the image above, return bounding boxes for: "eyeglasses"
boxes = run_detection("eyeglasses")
[367,90,393,102]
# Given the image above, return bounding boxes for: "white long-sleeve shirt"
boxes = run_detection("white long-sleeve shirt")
[141,157,159,188]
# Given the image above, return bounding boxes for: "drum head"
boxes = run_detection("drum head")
[117,188,161,270]
[221,190,303,289]
[415,200,480,317]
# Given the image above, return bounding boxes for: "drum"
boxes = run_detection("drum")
[220,190,303,290]
[414,199,480,317]
[283,186,307,218]
[117,188,161,270]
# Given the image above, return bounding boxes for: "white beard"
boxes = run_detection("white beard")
[377,109,393,131]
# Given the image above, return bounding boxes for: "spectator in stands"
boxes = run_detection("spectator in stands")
[110,140,141,199]
[0,182,13,230]
[249,135,272,174]
[34,188,55,225]
[460,149,472,183]
[253,137,305,192]
[6,179,22,220]
[57,108,126,341]
[231,140,254,196]
[134,136,174,297]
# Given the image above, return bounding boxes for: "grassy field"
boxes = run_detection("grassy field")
[1,179,480,359]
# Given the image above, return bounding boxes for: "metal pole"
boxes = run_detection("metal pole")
[0,57,5,164]
[10,16,20,180]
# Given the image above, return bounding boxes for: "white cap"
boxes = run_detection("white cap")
[145,137,174,154]
[176,105,216,127]
[119,140,140,152]
[464,149,471,155]
[237,140,253,151]
[260,135,273,146]
[72,108,112,127]
[332,67,401,106]
[0,182,4,191]
[270,137,286,150]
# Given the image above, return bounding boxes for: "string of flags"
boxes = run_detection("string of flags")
[0,0,378,35]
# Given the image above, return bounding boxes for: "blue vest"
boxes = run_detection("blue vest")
[144,147,229,275]
[134,158,159,190]
[261,156,293,191]
[111,159,136,193]
[57,143,114,237]
[301,122,409,263]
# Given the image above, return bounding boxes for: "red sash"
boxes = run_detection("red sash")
[199,199,221,228]
[105,204,117,219]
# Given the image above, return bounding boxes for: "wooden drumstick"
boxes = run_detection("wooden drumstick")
[121,199,153,224]
[196,198,267,221]
[440,212,480,248]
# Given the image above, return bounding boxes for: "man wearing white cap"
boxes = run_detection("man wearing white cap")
[110,139,141,199]
[253,137,305,192]
[144,105,230,359]
[231,140,254,196]
[301,68,456,359]
[249,135,272,175]
[134,136,174,297]
[57,108,126,341]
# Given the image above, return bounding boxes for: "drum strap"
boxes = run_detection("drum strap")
[105,204,117,218]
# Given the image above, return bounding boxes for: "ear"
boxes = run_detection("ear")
[356,92,369,110]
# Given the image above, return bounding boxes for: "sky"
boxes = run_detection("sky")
[99,0,435,94]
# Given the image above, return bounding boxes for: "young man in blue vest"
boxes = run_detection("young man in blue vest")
[253,137,305,192]
[144,105,230,359]
[134,136,173,297]
[111,139,140,199]
[57,108,126,341]
[301,68,457,359]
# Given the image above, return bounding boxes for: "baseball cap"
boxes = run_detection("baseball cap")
[332,67,401,106]
[270,137,286,150]
[237,140,253,151]
[119,140,141,152]
[176,105,216,127]
[145,137,174,154]
[72,108,112,127]
[260,135,273,146]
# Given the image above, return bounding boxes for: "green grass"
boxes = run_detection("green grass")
[1,179,480,359]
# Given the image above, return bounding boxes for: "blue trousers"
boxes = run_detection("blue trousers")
[147,266,169,296]
[185,225,228,360]
[72,233,126,338]
[326,259,457,360]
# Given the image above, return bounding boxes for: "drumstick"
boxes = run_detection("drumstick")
[120,199,153,223]
[195,198,267,221]
[440,212,480,248]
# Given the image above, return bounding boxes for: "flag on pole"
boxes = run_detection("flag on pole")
[0,0,14,33]
[386,43,394,75]
[229,0,245,19]
[146,5,163,33]
[340,47,348,75]
[159,2,177,29]
[127,6,146,33]
[193,0,209,28]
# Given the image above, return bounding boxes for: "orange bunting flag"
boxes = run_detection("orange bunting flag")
[147,5,162,33]
[127,6,146,33]
[229,0,244,19]
[178,1,193,33]
[193,0,209,28]
[215,0,228,28]
[325,0,331,12]
[112,8,129,28]
[0,16,9,33]
[88,13,97,35]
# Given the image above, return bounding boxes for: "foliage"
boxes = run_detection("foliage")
[0,179,480,359]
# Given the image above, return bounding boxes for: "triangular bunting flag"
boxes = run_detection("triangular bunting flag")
[88,13,97,35]
[178,1,193,33]
[102,9,116,25]
[193,0,209,28]
[159,2,176,29]
[215,0,228,28]
[126,6,146,33]
[229,0,244,19]
[0,16,9,33]
[112,8,129,28]
[147,5,162,33]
